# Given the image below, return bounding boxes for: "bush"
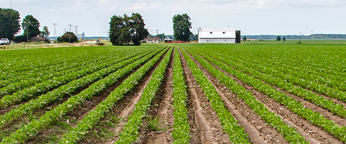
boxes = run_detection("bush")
[58,32,78,43]
[14,35,27,43]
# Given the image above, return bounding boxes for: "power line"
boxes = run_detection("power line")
[53,23,57,39]
[75,26,78,36]
[68,24,73,32]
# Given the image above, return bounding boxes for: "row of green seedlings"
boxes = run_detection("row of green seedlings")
[234,47,346,77]
[231,49,346,86]
[0,48,167,143]
[115,48,173,143]
[0,49,133,88]
[60,48,172,144]
[0,48,158,108]
[195,48,346,118]
[0,49,161,128]
[232,52,346,95]
[171,47,190,144]
[180,48,250,143]
[209,50,346,118]
[0,51,131,95]
[192,49,346,142]
[185,48,307,143]
[0,49,125,80]
[237,53,346,91]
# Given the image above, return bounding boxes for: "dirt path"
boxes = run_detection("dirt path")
[185,49,286,144]
[144,48,175,144]
[179,48,230,144]
[271,84,346,127]
[101,50,169,144]
[208,58,342,144]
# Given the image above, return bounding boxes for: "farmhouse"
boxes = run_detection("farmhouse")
[198,28,241,43]
[143,37,160,43]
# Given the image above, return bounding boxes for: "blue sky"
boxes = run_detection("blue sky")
[2,0,346,36]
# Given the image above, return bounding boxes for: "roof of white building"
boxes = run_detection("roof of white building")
[198,28,236,39]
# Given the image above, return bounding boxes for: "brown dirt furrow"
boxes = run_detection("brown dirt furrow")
[135,50,173,144]
[146,48,175,144]
[185,50,285,144]
[26,69,131,144]
[207,58,341,144]
[103,49,169,144]
[179,48,230,144]
[271,85,346,127]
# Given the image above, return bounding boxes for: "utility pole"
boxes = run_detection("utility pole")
[75,26,78,36]
[53,23,57,40]
[10,0,11,9]
[156,29,159,35]
[68,24,73,32]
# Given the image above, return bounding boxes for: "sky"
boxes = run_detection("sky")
[2,0,346,36]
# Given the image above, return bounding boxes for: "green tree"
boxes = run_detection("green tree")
[22,15,40,41]
[276,36,281,41]
[189,34,198,41]
[109,13,149,45]
[0,8,21,40]
[40,26,50,38]
[283,37,286,41]
[243,36,247,41]
[156,33,165,41]
[57,32,78,43]
[173,13,192,41]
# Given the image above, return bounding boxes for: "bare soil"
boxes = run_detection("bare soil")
[25,58,145,143]
[179,48,230,144]
[185,49,287,144]
[145,48,175,144]
[208,56,342,144]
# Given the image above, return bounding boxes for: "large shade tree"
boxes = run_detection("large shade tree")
[173,13,192,41]
[22,15,40,39]
[0,8,21,40]
[109,13,149,45]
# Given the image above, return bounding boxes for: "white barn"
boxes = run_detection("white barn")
[198,28,240,43]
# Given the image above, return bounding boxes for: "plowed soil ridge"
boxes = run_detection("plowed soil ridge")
[185,49,286,144]
[204,53,342,144]
[179,48,230,144]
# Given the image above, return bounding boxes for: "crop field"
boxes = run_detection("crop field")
[1,42,346,144]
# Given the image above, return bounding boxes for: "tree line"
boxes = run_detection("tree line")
[0,8,79,43]
[109,13,193,45]
[244,34,346,40]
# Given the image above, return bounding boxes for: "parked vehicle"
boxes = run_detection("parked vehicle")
[0,38,10,45]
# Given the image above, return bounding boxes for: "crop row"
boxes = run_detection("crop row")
[0,51,133,97]
[171,47,190,144]
[0,48,165,143]
[237,55,346,92]
[194,48,346,118]
[0,51,128,88]
[116,48,173,143]
[180,48,250,143]
[0,47,133,75]
[0,49,159,108]
[225,47,346,86]
[189,48,346,142]
[0,49,160,128]
[223,51,346,117]
[0,48,129,80]
[184,48,307,143]
[59,48,170,143]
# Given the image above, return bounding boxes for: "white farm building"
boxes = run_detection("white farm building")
[198,28,241,43]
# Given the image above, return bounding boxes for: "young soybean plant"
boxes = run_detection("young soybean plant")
[180,48,250,143]
[171,47,190,144]
[59,48,170,143]
[116,48,173,143]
